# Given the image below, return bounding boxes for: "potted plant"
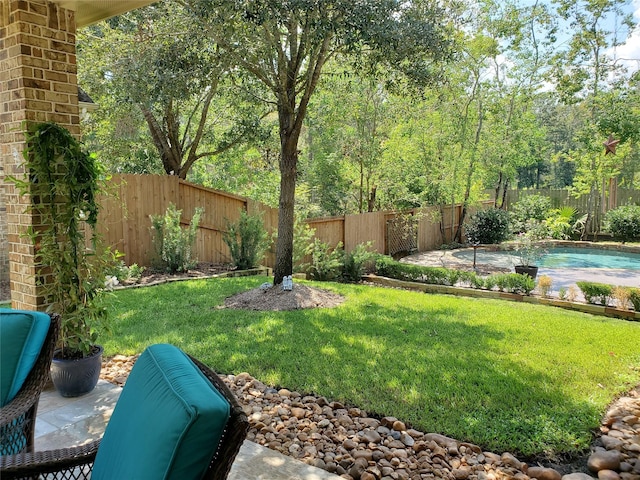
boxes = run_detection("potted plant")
[513,231,543,279]
[11,122,113,397]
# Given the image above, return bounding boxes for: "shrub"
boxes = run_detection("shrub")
[465,208,511,245]
[308,240,344,281]
[494,274,509,292]
[470,274,486,289]
[508,274,536,295]
[150,203,203,273]
[457,270,480,287]
[342,242,377,282]
[544,207,579,240]
[373,257,534,295]
[628,288,640,311]
[483,276,498,291]
[374,257,460,285]
[603,205,640,242]
[510,195,551,233]
[223,210,271,270]
[484,273,535,294]
[292,219,316,273]
[612,286,631,310]
[558,287,567,300]
[537,275,553,298]
[576,281,612,305]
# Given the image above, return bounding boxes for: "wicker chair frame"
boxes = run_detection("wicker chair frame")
[1,313,60,456]
[0,353,249,480]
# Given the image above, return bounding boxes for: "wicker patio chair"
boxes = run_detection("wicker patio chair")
[0,344,249,480]
[1,311,60,456]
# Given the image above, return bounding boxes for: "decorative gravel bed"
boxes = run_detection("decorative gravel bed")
[102,355,640,480]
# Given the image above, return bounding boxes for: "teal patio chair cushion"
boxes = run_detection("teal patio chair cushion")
[92,344,231,480]
[0,309,51,406]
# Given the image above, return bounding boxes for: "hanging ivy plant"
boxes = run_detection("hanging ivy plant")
[10,122,113,358]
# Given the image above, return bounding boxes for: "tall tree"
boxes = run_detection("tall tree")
[186,0,451,283]
[550,0,635,236]
[78,2,267,179]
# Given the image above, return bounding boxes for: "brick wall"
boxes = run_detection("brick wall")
[0,0,79,309]
[0,160,6,286]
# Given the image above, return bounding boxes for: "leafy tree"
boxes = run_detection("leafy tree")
[185,0,451,284]
[78,2,268,179]
[549,0,635,236]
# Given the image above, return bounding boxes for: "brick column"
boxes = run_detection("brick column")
[0,0,79,310]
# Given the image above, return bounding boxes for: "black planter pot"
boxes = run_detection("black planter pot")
[514,265,538,279]
[51,345,103,397]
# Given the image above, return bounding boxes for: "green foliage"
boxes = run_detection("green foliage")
[342,242,377,283]
[510,195,552,233]
[150,203,203,273]
[106,256,145,284]
[627,288,640,311]
[576,281,613,305]
[484,273,536,295]
[544,207,578,240]
[10,122,113,357]
[292,220,316,273]
[604,205,640,242]
[465,208,511,245]
[223,210,270,270]
[513,232,544,266]
[374,257,535,294]
[308,240,344,281]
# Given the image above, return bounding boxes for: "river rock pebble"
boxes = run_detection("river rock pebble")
[102,356,640,480]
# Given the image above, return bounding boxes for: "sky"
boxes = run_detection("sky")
[614,0,640,74]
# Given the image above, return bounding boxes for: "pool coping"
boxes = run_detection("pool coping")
[479,239,640,254]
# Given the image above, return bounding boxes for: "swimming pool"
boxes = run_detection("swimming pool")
[452,247,640,270]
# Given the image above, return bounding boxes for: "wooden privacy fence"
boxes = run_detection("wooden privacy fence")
[96,174,278,267]
[96,174,486,268]
[503,187,640,233]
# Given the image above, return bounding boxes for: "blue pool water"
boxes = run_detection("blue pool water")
[453,247,640,270]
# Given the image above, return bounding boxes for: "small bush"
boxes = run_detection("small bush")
[223,210,271,270]
[342,242,377,282]
[484,273,535,294]
[483,276,497,291]
[150,203,203,273]
[470,274,486,289]
[604,205,640,242]
[308,239,344,281]
[558,287,567,300]
[576,281,612,305]
[612,286,631,310]
[508,274,536,295]
[465,208,510,245]
[457,270,480,287]
[537,275,553,298]
[292,219,316,273]
[628,288,640,311]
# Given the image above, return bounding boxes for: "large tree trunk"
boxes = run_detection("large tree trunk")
[274,137,298,285]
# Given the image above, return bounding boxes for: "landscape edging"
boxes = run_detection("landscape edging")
[363,274,640,321]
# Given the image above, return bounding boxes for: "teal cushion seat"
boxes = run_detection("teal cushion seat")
[92,344,231,480]
[0,309,51,406]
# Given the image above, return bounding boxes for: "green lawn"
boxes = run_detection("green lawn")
[104,276,640,458]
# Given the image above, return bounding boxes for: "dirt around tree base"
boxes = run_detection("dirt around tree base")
[223,284,345,311]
